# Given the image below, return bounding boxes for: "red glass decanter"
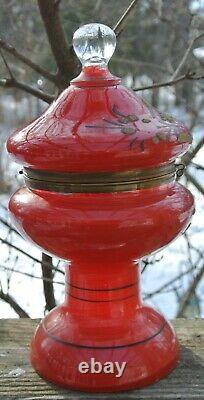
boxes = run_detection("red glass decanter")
[7,23,194,392]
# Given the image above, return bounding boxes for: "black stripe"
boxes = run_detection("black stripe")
[68,282,137,292]
[42,321,167,349]
[67,293,135,302]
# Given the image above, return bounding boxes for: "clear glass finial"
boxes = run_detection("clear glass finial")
[73,23,116,67]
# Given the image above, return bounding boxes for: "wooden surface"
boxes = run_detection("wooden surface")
[0,318,203,399]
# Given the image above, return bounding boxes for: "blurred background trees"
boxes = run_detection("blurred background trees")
[0,0,203,318]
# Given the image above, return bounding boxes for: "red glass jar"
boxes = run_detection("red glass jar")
[7,23,194,392]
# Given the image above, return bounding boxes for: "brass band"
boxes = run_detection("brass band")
[23,163,184,193]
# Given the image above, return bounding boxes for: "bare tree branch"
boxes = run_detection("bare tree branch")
[185,170,204,195]
[0,38,57,84]
[93,0,102,13]
[0,288,29,318]
[37,0,78,88]
[0,264,64,285]
[182,137,204,166]
[0,29,55,107]
[172,32,204,80]
[133,29,204,92]
[113,0,140,37]
[0,216,61,310]
[0,204,8,211]
[0,46,54,103]
[134,71,204,91]
[0,237,64,275]
[191,162,204,171]
[113,56,169,73]
[143,262,200,300]
[41,253,56,311]
[0,48,15,79]
[177,264,204,317]
[0,217,21,237]
[0,77,54,103]
[54,0,61,9]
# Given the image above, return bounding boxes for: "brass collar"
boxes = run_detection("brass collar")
[22,163,184,194]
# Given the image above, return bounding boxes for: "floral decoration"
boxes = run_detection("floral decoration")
[86,104,192,151]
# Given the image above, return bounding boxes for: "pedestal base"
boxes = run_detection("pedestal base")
[31,304,179,392]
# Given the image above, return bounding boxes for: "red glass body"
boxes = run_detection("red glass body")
[7,65,194,392]
[10,182,193,263]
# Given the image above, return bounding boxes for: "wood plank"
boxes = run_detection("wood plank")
[0,319,203,399]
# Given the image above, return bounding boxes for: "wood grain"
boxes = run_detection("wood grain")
[0,319,203,399]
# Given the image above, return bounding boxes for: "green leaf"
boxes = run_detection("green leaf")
[152,135,160,144]
[128,114,139,122]
[160,113,175,123]
[157,132,167,140]
[119,117,130,124]
[178,132,192,143]
[121,127,135,134]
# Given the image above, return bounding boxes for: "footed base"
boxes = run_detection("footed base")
[31,303,179,392]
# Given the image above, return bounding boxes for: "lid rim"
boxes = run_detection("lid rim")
[22,163,182,193]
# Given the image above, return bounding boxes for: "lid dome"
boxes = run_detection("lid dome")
[7,23,192,173]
